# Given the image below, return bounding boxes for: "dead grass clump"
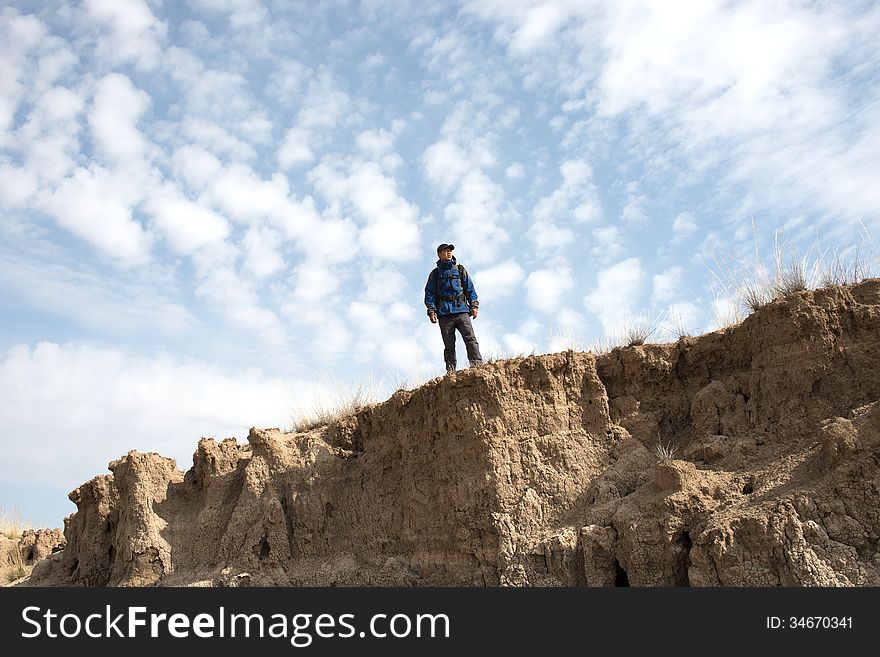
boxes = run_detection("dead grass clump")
[2,547,31,583]
[654,442,679,461]
[289,382,380,433]
[0,508,31,540]
[711,220,878,321]
[622,312,666,347]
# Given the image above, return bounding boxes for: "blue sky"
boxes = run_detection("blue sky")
[1,0,878,528]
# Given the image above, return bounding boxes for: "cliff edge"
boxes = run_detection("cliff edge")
[25,280,880,586]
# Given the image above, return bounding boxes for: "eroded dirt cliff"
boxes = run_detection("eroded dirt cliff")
[26,280,880,586]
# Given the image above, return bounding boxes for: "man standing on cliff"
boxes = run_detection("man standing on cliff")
[424,243,483,373]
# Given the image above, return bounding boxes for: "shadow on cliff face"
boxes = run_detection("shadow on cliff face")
[22,279,880,587]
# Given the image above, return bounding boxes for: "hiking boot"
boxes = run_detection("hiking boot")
[469,359,483,367]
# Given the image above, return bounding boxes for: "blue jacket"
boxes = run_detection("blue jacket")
[424,256,479,316]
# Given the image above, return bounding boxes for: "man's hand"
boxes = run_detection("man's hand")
[429,312,438,324]
[470,307,478,319]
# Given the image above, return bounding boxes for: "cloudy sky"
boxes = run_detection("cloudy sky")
[1,0,878,527]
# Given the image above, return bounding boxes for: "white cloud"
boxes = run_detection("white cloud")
[292,211,360,266]
[423,139,470,192]
[0,10,47,147]
[584,257,644,331]
[89,73,152,165]
[17,85,85,184]
[463,0,582,55]
[528,220,575,254]
[361,265,408,304]
[0,162,39,210]
[652,266,684,303]
[24,84,84,129]
[162,53,273,161]
[346,284,424,371]
[266,58,310,104]
[180,118,258,161]
[555,307,586,330]
[473,261,525,301]
[591,225,623,258]
[241,113,273,145]
[243,225,285,280]
[443,170,511,264]
[146,186,231,255]
[438,102,500,165]
[596,1,841,121]
[282,284,352,357]
[278,126,314,168]
[278,72,351,169]
[162,43,204,82]
[184,69,272,145]
[505,162,525,179]
[189,0,269,31]
[312,317,352,358]
[357,53,386,73]
[525,266,572,313]
[469,2,880,228]
[422,101,502,193]
[533,159,602,223]
[347,162,421,259]
[23,132,77,187]
[697,230,726,264]
[40,166,153,264]
[171,144,223,191]
[32,40,78,93]
[673,212,698,237]
[193,259,286,345]
[420,103,513,264]
[418,28,477,85]
[285,262,342,308]
[84,0,167,71]
[512,3,571,53]
[205,164,294,225]
[620,189,647,225]
[310,159,421,262]
[380,335,427,374]
[356,128,395,158]
[498,106,520,129]
[598,1,880,223]
[502,331,537,356]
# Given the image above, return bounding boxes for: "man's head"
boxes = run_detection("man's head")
[437,243,454,260]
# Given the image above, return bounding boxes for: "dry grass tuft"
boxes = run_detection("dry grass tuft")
[654,441,679,461]
[661,309,692,341]
[817,244,870,288]
[2,547,31,583]
[621,312,666,347]
[711,220,878,322]
[0,508,31,540]
[547,328,588,353]
[1,508,34,584]
[289,381,380,433]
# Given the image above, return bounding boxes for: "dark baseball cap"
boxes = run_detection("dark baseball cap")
[436,243,455,253]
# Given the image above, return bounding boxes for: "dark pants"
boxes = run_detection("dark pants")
[438,312,483,371]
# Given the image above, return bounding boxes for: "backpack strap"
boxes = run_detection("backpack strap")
[458,264,467,304]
